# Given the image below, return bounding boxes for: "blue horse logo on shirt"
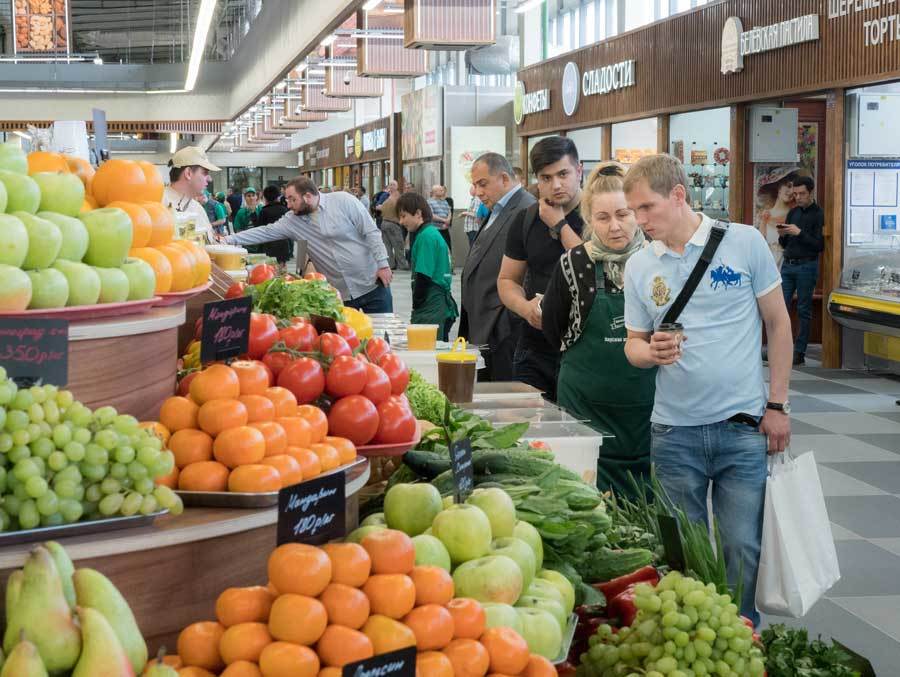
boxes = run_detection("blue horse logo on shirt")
[710,264,742,290]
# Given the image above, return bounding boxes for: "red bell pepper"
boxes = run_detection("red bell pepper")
[594,565,659,601]
[607,584,641,627]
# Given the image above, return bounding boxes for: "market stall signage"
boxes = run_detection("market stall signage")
[830,0,900,47]
[514,81,550,125]
[277,470,346,546]
[721,14,820,74]
[0,318,68,387]
[342,646,416,677]
[363,127,387,153]
[562,61,581,117]
[344,133,355,160]
[581,59,636,98]
[201,297,252,363]
[355,129,363,159]
[450,438,474,503]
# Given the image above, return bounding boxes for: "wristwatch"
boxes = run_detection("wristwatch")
[766,401,791,415]
[548,219,566,240]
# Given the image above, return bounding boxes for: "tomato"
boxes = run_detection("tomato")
[325,355,368,398]
[377,353,409,395]
[177,370,199,397]
[279,322,318,352]
[317,332,352,358]
[304,272,327,281]
[389,393,411,411]
[277,357,326,404]
[365,337,391,363]
[374,397,417,444]
[361,363,392,405]
[225,281,246,299]
[335,322,360,350]
[327,395,379,446]
[249,263,276,285]
[248,313,279,359]
[262,350,294,380]
[529,440,550,450]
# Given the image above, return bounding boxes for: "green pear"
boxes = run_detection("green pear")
[0,635,48,677]
[72,606,135,677]
[2,547,81,672]
[73,568,147,673]
[143,661,180,677]
[5,570,23,621]
[43,541,76,609]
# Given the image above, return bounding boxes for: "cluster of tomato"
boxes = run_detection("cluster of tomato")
[225,264,328,298]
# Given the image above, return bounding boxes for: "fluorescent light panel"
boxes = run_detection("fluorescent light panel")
[362,0,383,9]
[185,0,217,91]
[170,132,178,153]
[514,0,544,13]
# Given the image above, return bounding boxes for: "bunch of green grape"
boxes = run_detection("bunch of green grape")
[577,571,766,677]
[0,367,183,532]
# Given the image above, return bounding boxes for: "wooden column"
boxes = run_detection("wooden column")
[728,103,747,224]
[520,135,530,176]
[600,124,612,161]
[822,89,845,368]
[657,114,670,154]
[391,112,404,189]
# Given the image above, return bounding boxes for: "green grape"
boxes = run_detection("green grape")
[139,494,159,515]
[28,385,46,404]
[42,400,60,424]
[25,476,48,498]
[56,389,74,409]
[100,478,121,495]
[0,432,13,452]
[27,402,45,423]
[54,479,78,499]
[13,458,40,482]
[0,467,6,493]
[169,495,184,515]
[36,491,59,516]
[113,414,139,434]
[12,389,34,411]
[150,451,175,478]
[110,462,128,480]
[72,427,91,445]
[25,423,41,440]
[59,498,83,523]
[80,462,108,483]
[52,424,72,448]
[153,485,178,510]
[41,512,64,527]
[3,495,21,516]
[64,441,85,463]
[136,446,160,467]
[133,477,155,496]
[55,464,82,485]
[84,445,109,466]
[127,462,148,481]
[98,492,124,516]
[5,409,29,432]
[11,429,31,447]
[115,446,136,464]
[18,499,40,529]
[0,508,10,532]
[138,434,163,452]
[94,429,119,451]
[84,483,103,503]
[120,492,142,516]
[0,380,16,405]
[0,407,5,430]
[30,457,45,477]
[30,437,54,460]
[68,406,92,428]
[93,406,117,425]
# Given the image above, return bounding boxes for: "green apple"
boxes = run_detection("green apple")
[360,512,387,527]
[0,143,27,174]
[466,487,517,538]
[442,496,455,509]
[0,214,28,267]
[345,525,386,544]
[120,257,156,300]
[27,268,68,308]
[384,483,443,536]
[526,579,566,609]
[537,569,576,614]
[38,212,89,262]
[411,534,452,572]
[0,170,40,214]
[422,527,433,536]
[32,172,85,217]
[452,555,523,605]
[516,607,563,660]
[513,521,544,570]
[432,504,492,565]
[516,595,566,631]
[0,264,31,311]
[81,208,133,267]
[16,212,62,270]
[93,266,130,303]
[0,176,6,212]
[488,537,536,592]
[482,603,524,634]
[52,259,101,306]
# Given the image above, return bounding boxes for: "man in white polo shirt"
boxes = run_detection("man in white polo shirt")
[164,146,221,243]
[622,154,794,625]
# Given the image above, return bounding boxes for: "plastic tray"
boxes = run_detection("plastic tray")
[553,613,579,666]
[153,281,212,306]
[356,424,423,458]
[0,510,168,546]
[0,297,161,321]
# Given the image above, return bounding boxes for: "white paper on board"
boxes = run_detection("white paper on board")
[850,171,875,207]
[874,172,899,207]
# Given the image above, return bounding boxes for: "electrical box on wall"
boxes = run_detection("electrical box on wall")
[849,93,900,157]
[749,107,799,163]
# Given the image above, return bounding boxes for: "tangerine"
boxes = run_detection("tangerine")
[361,529,416,575]
[178,461,229,492]
[319,583,370,630]
[159,396,199,432]
[129,246,173,293]
[178,668,217,677]
[250,421,288,457]
[309,443,340,472]
[268,543,332,596]
[155,464,179,489]
[267,594,327,646]
[219,622,272,665]
[231,360,271,396]
[176,239,211,286]
[410,566,454,606]
[213,426,266,468]
[361,615,417,655]
[479,627,530,675]
[138,420,170,445]
[108,201,152,248]
[297,405,327,442]
[415,651,454,677]
[177,621,225,672]
[521,654,556,676]
[446,599,486,640]
[259,454,303,487]
[316,625,374,667]
[220,661,263,677]
[145,654,182,669]
[239,395,277,423]
[265,387,298,417]
[228,465,282,493]
[27,151,70,175]
[143,201,175,246]
[362,574,415,619]
[323,436,357,464]
[286,447,322,480]
[216,586,275,627]
[403,604,454,650]
[198,399,249,436]
[277,416,313,448]
[169,428,214,468]
[137,160,164,202]
[321,542,371,587]
[158,243,197,291]
[442,638,490,677]
[318,669,341,677]
[91,159,145,205]
[258,642,319,677]
[191,364,241,404]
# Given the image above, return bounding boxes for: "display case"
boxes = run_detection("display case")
[669,108,732,221]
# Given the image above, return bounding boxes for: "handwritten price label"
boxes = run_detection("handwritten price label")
[342,646,416,677]
[451,438,474,503]
[0,319,68,386]
[201,297,252,363]
[277,470,345,546]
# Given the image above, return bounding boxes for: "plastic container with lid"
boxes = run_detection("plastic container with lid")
[436,338,479,403]
[205,245,248,271]
[407,324,439,351]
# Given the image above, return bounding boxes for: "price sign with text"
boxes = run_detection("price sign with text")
[277,471,345,546]
[0,318,69,386]
[310,314,338,335]
[450,438,474,504]
[201,297,252,363]
[342,646,416,677]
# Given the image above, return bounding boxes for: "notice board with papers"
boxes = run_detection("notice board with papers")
[846,160,900,247]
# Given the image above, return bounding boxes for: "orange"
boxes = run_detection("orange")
[137,160,165,202]
[250,421,288,457]
[178,668,217,677]
[286,447,322,480]
[268,543,332,597]
[92,159,146,205]
[145,654,183,669]
[316,625,374,667]
[297,405,327,442]
[191,364,241,404]
[318,670,341,677]
[321,542,371,587]
[139,420,171,445]
[323,437,357,464]
[67,155,95,186]
[143,201,175,246]
[265,387,298,418]
[267,594,327,645]
[231,360,271,396]
[259,454,303,488]
[442,638,490,677]
[219,622,272,665]
[169,428,214,468]
[216,586,275,627]
[480,627,530,674]
[228,465,282,493]
[173,239,212,287]
[446,599,486,640]
[220,661,263,677]
[310,443,340,472]
[361,615,417,655]
[403,604,454,650]
[410,566,454,606]
[177,621,226,672]
[159,396,199,433]
[178,461,229,492]
[82,195,98,211]
[158,243,197,291]
[362,574,415,619]
[198,399,249,436]
[155,463,179,489]
[240,395,276,423]
[129,247,173,293]
[319,583,370,630]
[214,426,266,468]
[108,201,152,248]
[361,529,416,575]
[27,151,69,175]
[416,651,454,677]
[521,654,556,676]
[277,416,313,448]
[258,642,319,677]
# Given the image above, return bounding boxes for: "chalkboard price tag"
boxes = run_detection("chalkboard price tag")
[201,296,252,363]
[833,640,876,677]
[342,646,416,677]
[657,513,686,572]
[0,318,69,387]
[277,471,345,546]
[451,438,474,504]
[310,314,338,335]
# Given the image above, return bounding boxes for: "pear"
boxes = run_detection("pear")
[143,661,180,677]
[43,541,76,609]
[5,570,23,622]
[2,547,81,672]
[0,635,48,677]
[73,568,147,673]
[72,606,135,677]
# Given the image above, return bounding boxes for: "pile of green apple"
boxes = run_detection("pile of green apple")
[0,143,155,312]
[353,484,575,661]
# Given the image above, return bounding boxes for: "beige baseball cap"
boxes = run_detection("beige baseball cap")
[170,146,221,171]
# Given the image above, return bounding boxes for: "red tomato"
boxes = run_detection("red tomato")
[325,355,368,398]
[361,363,392,405]
[377,353,409,395]
[529,440,550,450]
[389,393,411,411]
[248,313,279,360]
[249,264,276,285]
[177,371,198,397]
[335,322,360,350]
[279,323,318,352]
[365,337,391,363]
[225,281,246,299]
[327,395,379,446]
[262,351,294,380]
[374,398,417,444]
[277,357,326,405]
[317,332,352,358]
[304,272,327,281]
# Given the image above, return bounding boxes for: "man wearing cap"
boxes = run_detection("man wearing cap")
[233,187,261,233]
[165,146,221,243]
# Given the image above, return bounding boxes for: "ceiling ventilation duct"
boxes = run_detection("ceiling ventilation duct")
[324,67,384,98]
[466,35,519,75]
[304,85,352,112]
[358,11,428,77]
[404,0,496,50]
[78,30,182,49]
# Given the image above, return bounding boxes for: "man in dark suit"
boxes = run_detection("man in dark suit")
[460,153,537,382]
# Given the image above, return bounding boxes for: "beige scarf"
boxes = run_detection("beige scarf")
[585,228,646,289]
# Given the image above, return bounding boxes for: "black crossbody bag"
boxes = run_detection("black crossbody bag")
[660,220,729,325]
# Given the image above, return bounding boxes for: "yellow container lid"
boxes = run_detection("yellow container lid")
[436,337,478,363]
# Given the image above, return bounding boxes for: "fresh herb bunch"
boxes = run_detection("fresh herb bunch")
[405,370,450,425]
[248,278,344,321]
[761,625,861,677]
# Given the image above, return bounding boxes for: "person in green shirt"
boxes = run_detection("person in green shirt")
[200,191,228,235]
[397,192,458,341]
[233,187,261,232]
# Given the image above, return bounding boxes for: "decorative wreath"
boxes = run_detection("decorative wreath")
[714,147,731,165]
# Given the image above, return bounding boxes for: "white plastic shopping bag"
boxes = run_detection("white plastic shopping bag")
[755,450,841,617]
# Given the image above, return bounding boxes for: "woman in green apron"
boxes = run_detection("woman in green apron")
[397,192,459,340]
[542,162,656,499]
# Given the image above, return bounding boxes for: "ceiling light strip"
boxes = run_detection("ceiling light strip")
[184,0,217,91]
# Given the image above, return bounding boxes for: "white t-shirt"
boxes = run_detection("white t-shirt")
[163,185,212,242]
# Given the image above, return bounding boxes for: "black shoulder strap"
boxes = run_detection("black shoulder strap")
[522,202,540,244]
[661,220,729,325]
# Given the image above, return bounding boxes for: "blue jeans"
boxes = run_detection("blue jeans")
[781,259,818,355]
[651,420,768,625]
[346,284,393,314]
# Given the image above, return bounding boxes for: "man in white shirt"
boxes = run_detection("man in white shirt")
[163,146,221,243]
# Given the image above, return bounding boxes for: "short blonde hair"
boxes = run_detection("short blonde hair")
[581,161,626,219]
[623,154,688,198]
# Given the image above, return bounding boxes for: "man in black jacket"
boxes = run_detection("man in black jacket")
[777,175,824,365]
[257,185,292,266]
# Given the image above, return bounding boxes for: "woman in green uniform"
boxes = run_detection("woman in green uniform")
[542,162,655,498]
[397,192,459,340]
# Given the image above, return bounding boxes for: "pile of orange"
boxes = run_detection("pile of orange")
[156,529,556,677]
[154,361,357,494]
